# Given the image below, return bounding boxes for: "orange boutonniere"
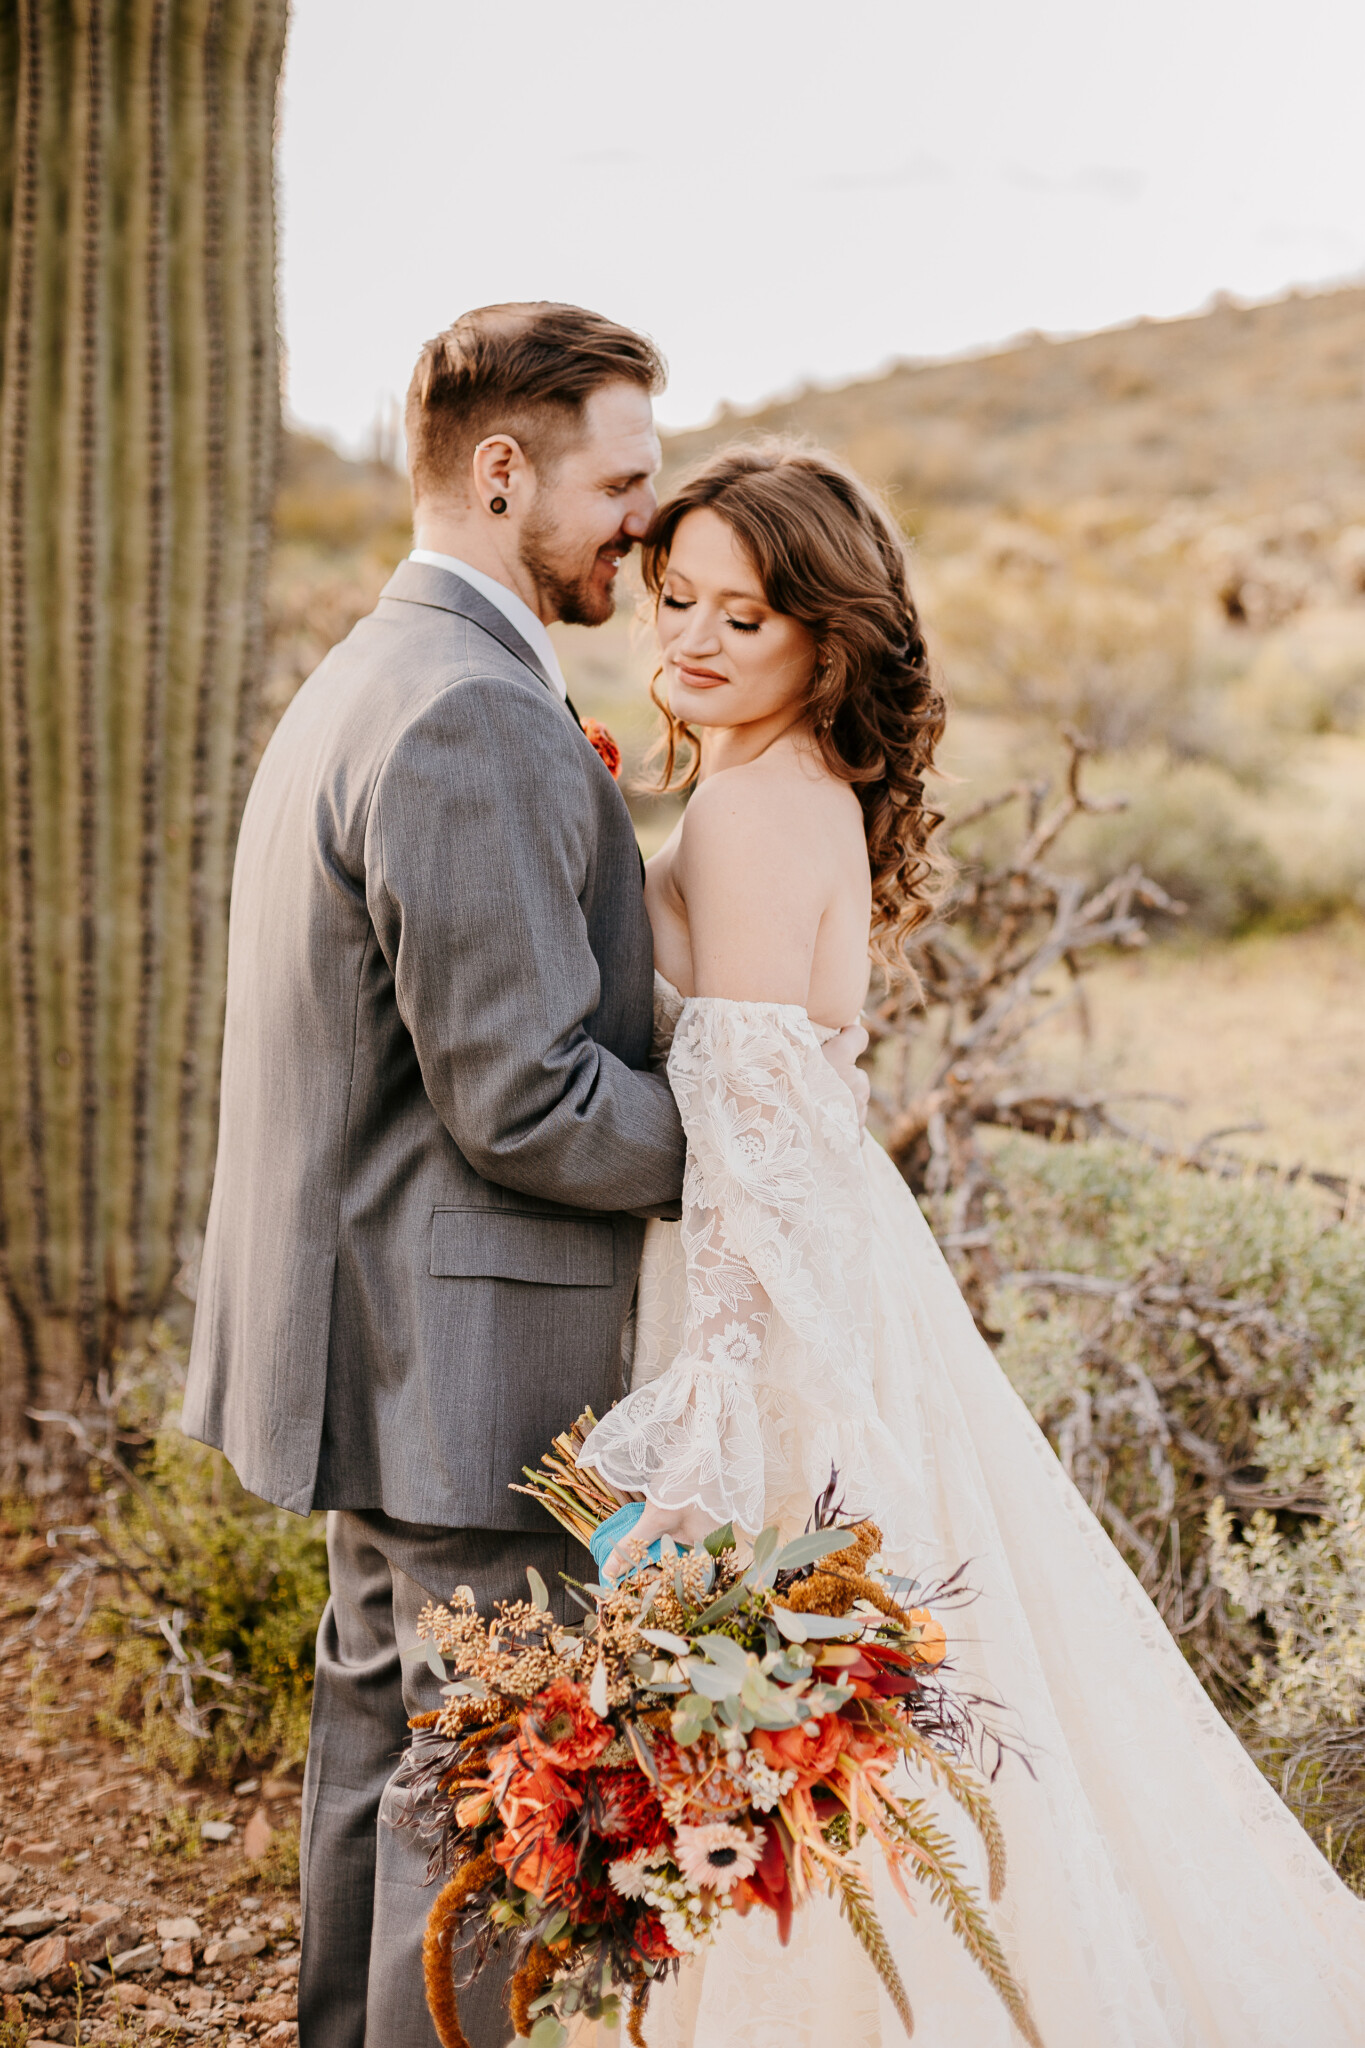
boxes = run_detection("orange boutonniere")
[582,717,621,778]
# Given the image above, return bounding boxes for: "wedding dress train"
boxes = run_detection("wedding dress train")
[578,976,1365,2048]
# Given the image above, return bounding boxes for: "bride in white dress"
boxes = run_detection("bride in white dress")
[576,444,1365,2047]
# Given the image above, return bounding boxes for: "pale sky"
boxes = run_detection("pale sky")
[279,0,1365,452]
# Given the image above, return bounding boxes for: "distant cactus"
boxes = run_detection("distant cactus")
[0,0,288,1461]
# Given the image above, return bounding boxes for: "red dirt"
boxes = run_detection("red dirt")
[0,1521,301,2046]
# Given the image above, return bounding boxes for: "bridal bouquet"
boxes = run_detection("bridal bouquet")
[393,1415,1039,2048]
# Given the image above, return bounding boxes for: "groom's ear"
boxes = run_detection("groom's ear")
[471,432,531,517]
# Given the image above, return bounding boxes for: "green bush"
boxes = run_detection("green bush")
[975,1133,1365,1883]
[96,1425,328,1781]
[1210,1364,1365,1890]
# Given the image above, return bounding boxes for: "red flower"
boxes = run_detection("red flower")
[494,1756,579,1839]
[633,1912,679,1961]
[744,1823,794,1946]
[582,717,621,778]
[520,1680,612,1771]
[590,1766,669,1854]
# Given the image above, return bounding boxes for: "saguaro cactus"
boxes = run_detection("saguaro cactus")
[0,0,288,1458]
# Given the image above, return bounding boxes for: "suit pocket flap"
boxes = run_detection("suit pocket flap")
[430,1208,615,1287]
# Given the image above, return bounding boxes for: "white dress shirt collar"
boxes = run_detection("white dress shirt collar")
[408,549,567,702]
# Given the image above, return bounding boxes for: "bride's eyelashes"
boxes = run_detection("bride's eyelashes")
[661,594,763,635]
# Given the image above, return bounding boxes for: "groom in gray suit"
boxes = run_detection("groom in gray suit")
[184,304,688,2047]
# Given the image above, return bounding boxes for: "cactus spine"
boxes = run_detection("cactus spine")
[0,0,287,1454]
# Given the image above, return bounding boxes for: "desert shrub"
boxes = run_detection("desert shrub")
[974,1133,1365,1883]
[94,1424,329,1781]
[922,540,1196,752]
[1210,1365,1365,1889]
[1063,760,1285,934]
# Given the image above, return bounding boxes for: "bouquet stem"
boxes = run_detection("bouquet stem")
[510,1409,631,1547]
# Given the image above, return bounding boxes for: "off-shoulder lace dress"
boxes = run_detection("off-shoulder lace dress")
[576,977,1365,2048]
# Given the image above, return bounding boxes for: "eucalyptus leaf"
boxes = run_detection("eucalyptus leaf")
[704,1521,736,1556]
[589,1659,610,1718]
[772,1607,809,1642]
[695,1633,751,1679]
[526,1566,550,1612]
[529,2017,567,2048]
[685,1663,742,1702]
[751,1527,780,1571]
[641,1626,690,1655]
[751,1695,805,1729]
[424,1639,448,1680]
[787,1610,864,1640]
[773,1528,856,1572]
[693,1583,746,1629]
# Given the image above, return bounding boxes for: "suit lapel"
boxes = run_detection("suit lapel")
[380,558,560,700]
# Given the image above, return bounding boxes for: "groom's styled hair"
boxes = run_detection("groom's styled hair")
[406,302,666,503]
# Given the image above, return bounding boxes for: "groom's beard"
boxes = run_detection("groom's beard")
[519,510,629,628]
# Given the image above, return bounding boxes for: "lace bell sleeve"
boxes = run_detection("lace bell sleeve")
[578,997,870,1536]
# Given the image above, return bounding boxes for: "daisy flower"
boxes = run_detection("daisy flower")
[672,1821,763,1892]
[608,1850,658,1900]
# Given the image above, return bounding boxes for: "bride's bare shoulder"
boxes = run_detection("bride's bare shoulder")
[681,745,862,872]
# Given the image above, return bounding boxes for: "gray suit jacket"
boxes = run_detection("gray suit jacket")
[183,560,686,1525]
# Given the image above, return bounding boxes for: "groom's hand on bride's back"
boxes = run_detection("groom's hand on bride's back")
[822,1021,871,1128]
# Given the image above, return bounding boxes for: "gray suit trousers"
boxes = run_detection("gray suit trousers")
[298,1511,589,2048]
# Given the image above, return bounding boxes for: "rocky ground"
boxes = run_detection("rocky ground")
[0,1524,301,2047]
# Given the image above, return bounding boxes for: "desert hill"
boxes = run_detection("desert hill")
[663,285,1365,512]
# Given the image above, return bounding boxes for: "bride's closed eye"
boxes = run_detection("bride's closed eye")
[661,594,762,634]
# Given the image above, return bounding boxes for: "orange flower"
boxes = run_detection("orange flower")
[908,1609,947,1666]
[520,1679,613,1771]
[750,1716,847,1791]
[455,1788,494,1828]
[493,1828,577,1901]
[494,1757,579,1839]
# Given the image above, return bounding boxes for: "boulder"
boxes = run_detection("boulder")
[3,1908,62,1937]
[203,1928,266,1965]
[18,1842,62,1869]
[242,1808,273,1861]
[156,1917,201,1942]
[21,1933,73,1987]
[254,1990,299,2023]
[110,1942,160,1974]
[161,1939,195,1976]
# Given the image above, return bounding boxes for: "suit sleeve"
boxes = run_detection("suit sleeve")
[366,674,686,1214]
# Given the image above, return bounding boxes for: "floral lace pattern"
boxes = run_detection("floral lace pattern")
[573,978,1365,2047]
[580,990,920,1542]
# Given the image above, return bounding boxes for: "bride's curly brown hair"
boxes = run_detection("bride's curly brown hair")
[640,441,948,971]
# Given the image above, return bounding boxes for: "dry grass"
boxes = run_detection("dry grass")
[1018,918,1365,1183]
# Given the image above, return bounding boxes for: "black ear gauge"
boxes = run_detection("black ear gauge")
[489,496,507,515]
